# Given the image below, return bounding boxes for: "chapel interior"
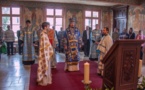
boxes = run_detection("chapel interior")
[0,0,145,90]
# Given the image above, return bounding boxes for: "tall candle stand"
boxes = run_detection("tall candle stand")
[82,80,92,90]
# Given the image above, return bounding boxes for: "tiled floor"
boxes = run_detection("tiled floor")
[0,52,87,90]
[0,54,30,90]
[0,52,144,90]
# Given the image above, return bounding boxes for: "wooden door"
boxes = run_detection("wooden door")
[113,6,128,33]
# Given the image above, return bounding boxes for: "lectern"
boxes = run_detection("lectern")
[102,40,145,90]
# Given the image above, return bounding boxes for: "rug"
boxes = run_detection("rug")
[29,61,102,90]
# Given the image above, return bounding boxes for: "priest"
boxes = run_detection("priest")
[97,27,113,76]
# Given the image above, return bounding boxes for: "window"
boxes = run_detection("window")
[46,8,63,32]
[85,10,100,30]
[1,7,20,40]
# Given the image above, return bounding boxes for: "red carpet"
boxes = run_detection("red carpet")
[29,61,102,90]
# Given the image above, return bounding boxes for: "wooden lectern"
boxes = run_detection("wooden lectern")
[102,40,144,90]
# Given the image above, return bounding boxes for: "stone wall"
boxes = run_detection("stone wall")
[128,3,145,34]
[0,0,113,33]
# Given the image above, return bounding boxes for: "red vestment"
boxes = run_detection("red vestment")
[47,29,55,46]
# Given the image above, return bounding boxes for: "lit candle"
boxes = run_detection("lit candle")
[84,62,90,84]
[138,60,142,77]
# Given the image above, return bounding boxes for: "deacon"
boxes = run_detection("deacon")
[20,20,38,65]
[63,18,82,71]
[97,27,113,76]
[37,22,54,86]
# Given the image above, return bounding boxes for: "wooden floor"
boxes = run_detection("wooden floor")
[0,52,144,90]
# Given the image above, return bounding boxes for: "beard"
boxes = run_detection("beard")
[70,25,75,28]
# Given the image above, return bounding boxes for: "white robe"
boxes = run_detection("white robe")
[97,34,113,75]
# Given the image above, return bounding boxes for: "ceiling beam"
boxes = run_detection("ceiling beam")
[87,0,142,5]
[0,0,143,6]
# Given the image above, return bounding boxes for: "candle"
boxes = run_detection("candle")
[84,62,90,84]
[138,60,142,77]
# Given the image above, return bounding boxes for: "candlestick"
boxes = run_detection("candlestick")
[138,60,142,77]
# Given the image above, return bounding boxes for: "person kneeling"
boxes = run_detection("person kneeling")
[37,22,54,86]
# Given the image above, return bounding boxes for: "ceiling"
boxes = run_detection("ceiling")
[16,0,120,6]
